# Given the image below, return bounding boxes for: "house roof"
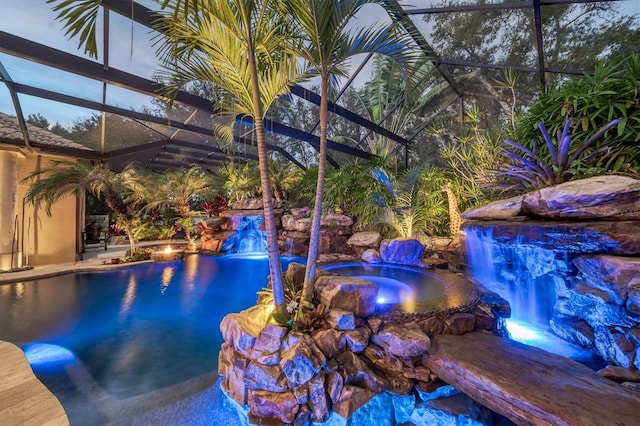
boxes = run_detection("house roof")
[0,112,90,151]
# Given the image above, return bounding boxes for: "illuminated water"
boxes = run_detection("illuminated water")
[320,262,450,313]
[0,254,302,425]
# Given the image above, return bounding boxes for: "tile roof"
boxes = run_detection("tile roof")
[0,112,91,151]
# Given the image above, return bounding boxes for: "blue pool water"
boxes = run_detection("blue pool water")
[0,254,302,425]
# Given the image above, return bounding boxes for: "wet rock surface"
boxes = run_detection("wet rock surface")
[218,265,510,425]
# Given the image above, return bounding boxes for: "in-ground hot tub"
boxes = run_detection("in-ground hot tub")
[320,262,478,314]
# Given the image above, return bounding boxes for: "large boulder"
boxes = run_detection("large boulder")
[247,389,299,424]
[462,195,525,220]
[371,321,431,358]
[348,231,383,248]
[315,275,379,317]
[321,213,353,227]
[522,176,640,220]
[573,255,640,305]
[379,238,425,266]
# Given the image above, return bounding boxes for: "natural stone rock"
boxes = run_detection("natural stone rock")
[315,275,378,317]
[230,198,263,210]
[325,308,356,331]
[320,230,353,255]
[367,318,383,334]
[549,315,595,349]
[332,385,377,419]
[281,214,295,231]
[465,220,640,256]
[285,262,306,287]
[343,392,394,425]
[627,277,640,318]
[336,351,388,393]
[326,370,344,404]
[321,213,353,227]
[292,384,308,404]
[593,326,635,368]
[220,310,264,358]
[291,206,310,218]
[361,248,382,263]
[563,285,635,328]
[308,372,330,423]
[462,195,525,220]
[311,328,346,357]
[280,332,325,386]
[418,316,446,335]
[392,392,417,424]
[250,324,288,365]
[244,361,288,392]
[293,404,311,426]
[598,365,640,383]
[416,234,454,252]
[574,255,640,305]
[344,327,371,353]
[379,238,425,266]
[522,176,640,220]
[372,321,430,358]
[347,231,382,248]
[295,218,313,233]
[444,312,476,335]
[218,343,248,405]
[247,389,298,424]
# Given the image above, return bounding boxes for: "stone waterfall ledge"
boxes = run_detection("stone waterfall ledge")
[218,273,510,425]
[425,332,640,426]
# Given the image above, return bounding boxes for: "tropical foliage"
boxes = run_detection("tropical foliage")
[497,118,621,189]
[518,53,640,172]
[23,160,146,254]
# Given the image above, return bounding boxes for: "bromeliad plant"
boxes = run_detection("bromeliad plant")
[258,279,326,332]
[497,117,621,189]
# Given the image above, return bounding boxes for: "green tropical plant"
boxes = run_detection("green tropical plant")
[497,117,621,189]
[217,162,261,202]
[518,53,640,171]
[22,160,145,254]
[285,0,414,303]
[370,166,447,238]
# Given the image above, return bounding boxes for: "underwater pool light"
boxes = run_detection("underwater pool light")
[23,343,76,366]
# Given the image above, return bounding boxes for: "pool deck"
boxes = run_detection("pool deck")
[0,340,69,425]
[0,240,180,285]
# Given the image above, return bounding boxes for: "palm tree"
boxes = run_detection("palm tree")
[49,0,301,315]
[153,0,304,315]
[142,166,211,251]
[285,0,414,303]
[23,160,144,255]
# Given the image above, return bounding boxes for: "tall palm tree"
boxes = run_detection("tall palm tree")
[49,0,301,315]
[143,166,211,251]
[156,0,304,315]
[23,160,144,255]
[285,0,414,302]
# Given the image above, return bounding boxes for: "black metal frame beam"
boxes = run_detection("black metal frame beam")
[405,0,626,15]
[102,0,407,149]
[384,0,462,97]
[0,31,374,163]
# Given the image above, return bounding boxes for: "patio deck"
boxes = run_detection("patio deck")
[0,340,69,425]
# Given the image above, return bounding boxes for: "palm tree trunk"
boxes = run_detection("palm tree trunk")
[245,20,286,315]
[125,227,136,255]
[302,76,328,303]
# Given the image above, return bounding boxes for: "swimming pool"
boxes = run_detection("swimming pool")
[0,254,302,425]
